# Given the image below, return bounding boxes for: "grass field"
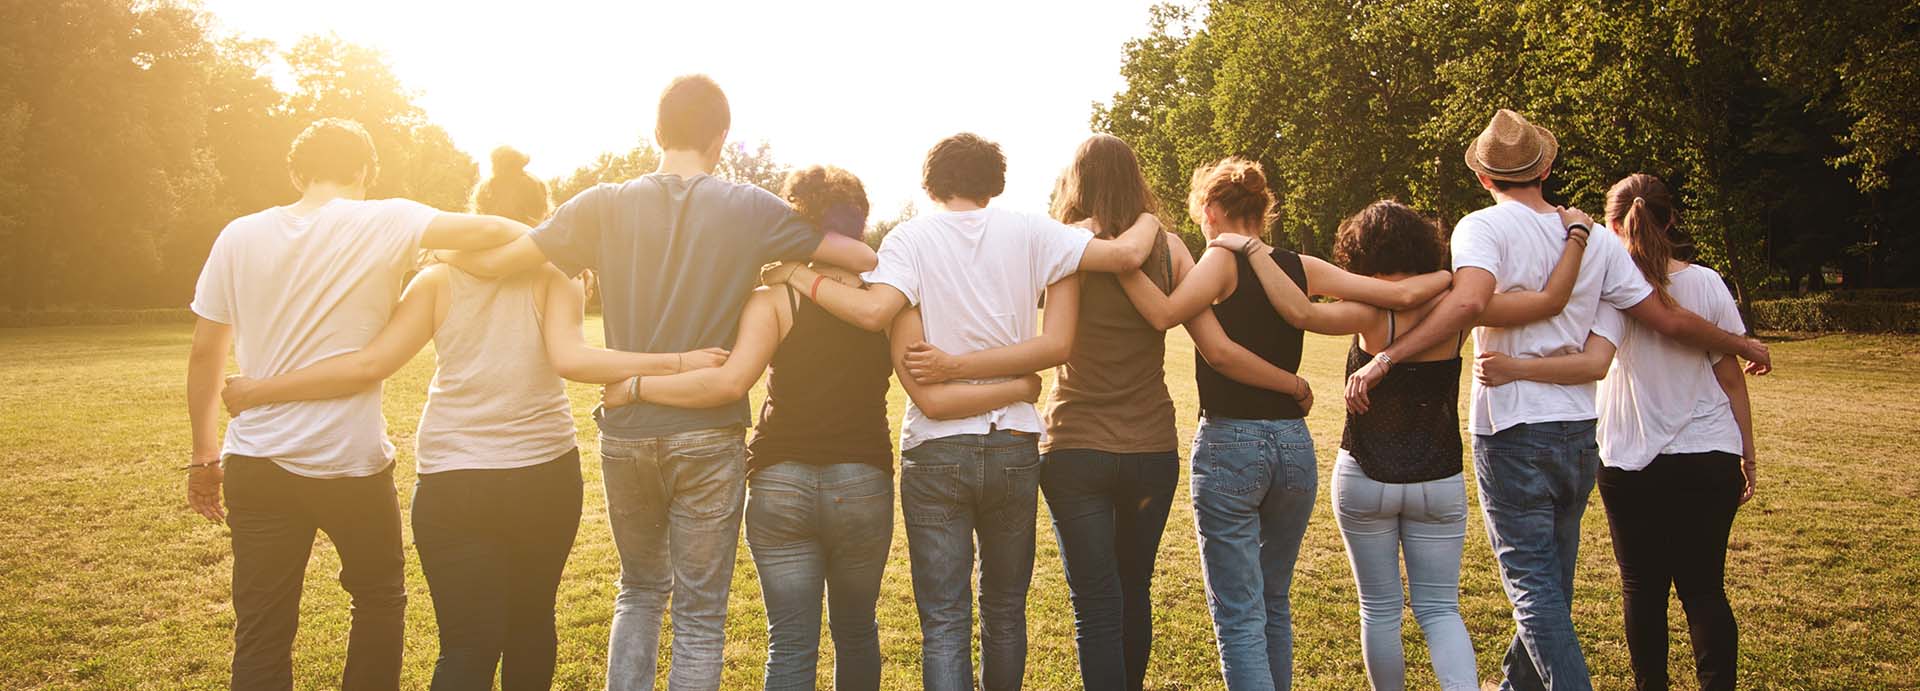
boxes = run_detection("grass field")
[2,322,1917,689]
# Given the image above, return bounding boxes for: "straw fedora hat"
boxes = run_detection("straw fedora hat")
[1464,109,1558,183]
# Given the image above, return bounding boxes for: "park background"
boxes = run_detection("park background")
[2,0,1918,688]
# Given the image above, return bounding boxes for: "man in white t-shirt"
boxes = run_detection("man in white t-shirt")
[184,119,531,689]
[766,133,1161,690]
[1343,110,1771,691]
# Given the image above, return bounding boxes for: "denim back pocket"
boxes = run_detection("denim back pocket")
[1192,438,1270,497]
[900,456,965,527]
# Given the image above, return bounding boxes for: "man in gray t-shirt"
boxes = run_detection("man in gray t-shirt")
[446,75,875,691]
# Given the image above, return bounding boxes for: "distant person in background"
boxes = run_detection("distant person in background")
[765,132,1163,691]
[438,75,880,691]
[1110,158,1448,691]
[216,146,724,690]
[184,119,531,689]
[601,165,1038,691]
[1477,174,1756,691]
[1345,110,1770,691]
[1207,199,1589,691]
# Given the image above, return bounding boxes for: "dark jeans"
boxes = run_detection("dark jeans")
[600,427,748,691]
[1473,420,1600,691]
[745,462,894,691]
[1598,452,1743,691]
[901,429,1043,691]
[224,456,407,691]
[413,450,584,691]
[1039,448,1179,691]
[1190,417,1317,691]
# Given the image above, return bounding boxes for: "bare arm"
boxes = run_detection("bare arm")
[808,232,879,272]
[1475,331,1617,386]
[1185,310,1311,409]
[1623,297,1770,374]
[1478,227,1588,327]
[1347,267,1496,413]
[889,307,1043,420]
[1076,212,1164,273]
[186,317,233,523]
[902,276,1081,384]
[1212,235,1383,335]
[1713,354,1759,503]
[441,234,550,279]
[604,290,782,409]
[1119,247,1234,330]
[419,212,530,252]
[220,269,443,414]
[776,263,911,333]
[1300,254,1450,310]
[540,268,726,384]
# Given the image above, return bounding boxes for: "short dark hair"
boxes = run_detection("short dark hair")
[656,74,730,151]
[1490,177,1543,192]
[1333,200,1449,276]
[922,133,1006,203]
[287,118,377,187]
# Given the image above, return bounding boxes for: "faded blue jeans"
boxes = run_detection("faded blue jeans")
[745,462,893,691]
[900,429,1042,691]
[1474,420,1601,691]
[599,427,748,691]
[1190,416,1317,691]
[1332,452,1478,691]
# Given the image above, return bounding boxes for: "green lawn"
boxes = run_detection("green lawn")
[1,322,1916,689]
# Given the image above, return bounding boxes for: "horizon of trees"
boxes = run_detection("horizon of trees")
[1095,1,1920,308]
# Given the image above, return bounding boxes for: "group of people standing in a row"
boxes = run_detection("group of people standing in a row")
[185,73,1771,691]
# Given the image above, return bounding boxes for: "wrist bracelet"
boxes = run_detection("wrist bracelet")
[1240,236,1256,254]
[810,274,828,302]
[629,376,640,403]
[182,461,219,471]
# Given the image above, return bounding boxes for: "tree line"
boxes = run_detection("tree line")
[1094,0,1919,307]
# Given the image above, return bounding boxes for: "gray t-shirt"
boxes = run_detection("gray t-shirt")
[532,173,822,439]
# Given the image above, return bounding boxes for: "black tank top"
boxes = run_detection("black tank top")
[1339,312,1464,483]
[1195,249,1308,420]
[747,288,894,474]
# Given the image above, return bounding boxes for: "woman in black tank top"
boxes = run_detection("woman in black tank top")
[1204,199,1590,690]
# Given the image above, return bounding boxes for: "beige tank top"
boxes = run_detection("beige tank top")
[1042,235,1178,454]
[415,268,576,474]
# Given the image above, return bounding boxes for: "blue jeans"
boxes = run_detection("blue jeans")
[1474,420,1601,691]
[599,427,748,691]
[1332,453,1478,691]
[1190,417,1317,691]
[1040,448,1180,691]
[745,462,894,691]
[900,430,1042,691]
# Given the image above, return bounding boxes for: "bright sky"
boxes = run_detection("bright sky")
[201,0,1168,216]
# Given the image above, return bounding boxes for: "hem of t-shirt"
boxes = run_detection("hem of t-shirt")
[1451,258,1498,275]
[528,230,585,278]
[226,453,396,480]
[188,301,231,325]
[1038,437,1180,455]
[862,276,918,307]
[1606,283,1658,312]
[1470,413,1600,437]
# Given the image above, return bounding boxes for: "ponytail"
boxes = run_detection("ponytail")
[472,146,551,226]
[1605,174,1678,305]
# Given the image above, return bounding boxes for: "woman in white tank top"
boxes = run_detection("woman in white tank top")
[219,148,727,689]
[1474,174,1757,691]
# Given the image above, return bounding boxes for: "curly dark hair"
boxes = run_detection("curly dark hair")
[287,118,378,188]
[922,133,1006,203]
[781,165,869,239]
[1332,200,1449,276]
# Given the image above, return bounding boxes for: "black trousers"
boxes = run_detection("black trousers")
[1598,451,1743,691]
[225,457,407,691]
[412,449,583,691]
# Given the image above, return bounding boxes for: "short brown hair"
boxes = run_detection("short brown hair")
[1605,173,1680,305]
[1490,176,1543,192]
[922,133,1005,203]
[1051,134,1161,237]
[1333,200,1449,276]
[287,118,377,187]
[656,74,730,151]
[1188,157,1273,233]
[781,165,870,239]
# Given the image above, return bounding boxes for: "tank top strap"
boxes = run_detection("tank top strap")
[1386,309,1398,347]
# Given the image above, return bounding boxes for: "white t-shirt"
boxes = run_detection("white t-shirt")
[1592,265,1746,470]
[190,198,439,478]
[1451,200,1654,435]
[863,207,1092,451]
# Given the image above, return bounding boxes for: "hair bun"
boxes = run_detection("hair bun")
[490,146,531,176]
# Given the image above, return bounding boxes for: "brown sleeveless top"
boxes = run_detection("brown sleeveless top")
[1042,235,1178,454]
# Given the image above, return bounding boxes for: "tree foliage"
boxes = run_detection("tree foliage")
[0,3,475,309]
[1097,0,1920,298]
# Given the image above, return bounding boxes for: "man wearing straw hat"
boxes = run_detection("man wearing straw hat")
[1344,109,1771,690]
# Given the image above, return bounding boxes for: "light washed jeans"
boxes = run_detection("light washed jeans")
[745,462,893,691]
[1332,452,1478,691]
[599,427,748,691]
[1190,416,1316,691]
